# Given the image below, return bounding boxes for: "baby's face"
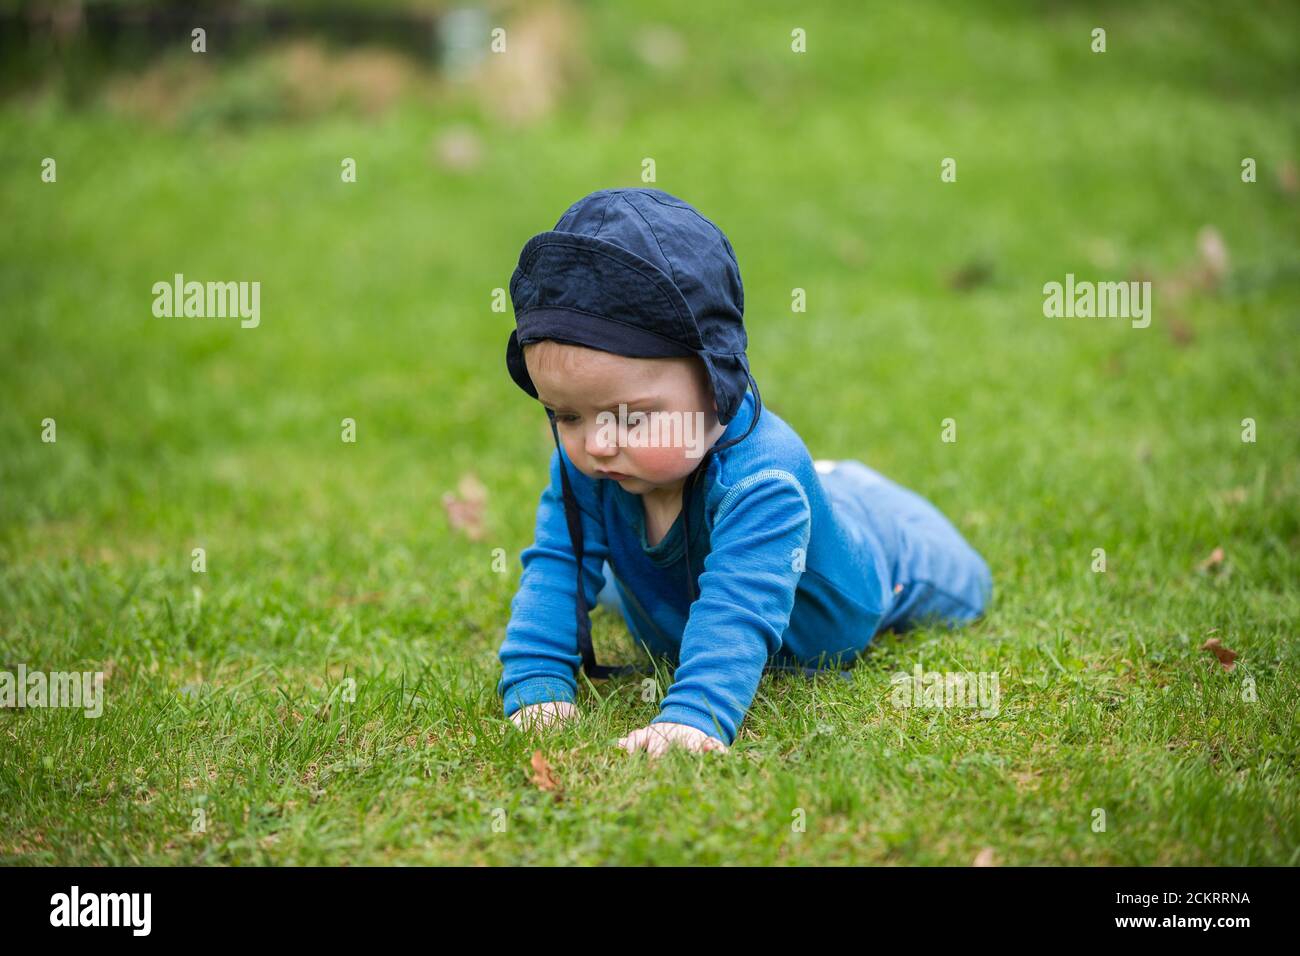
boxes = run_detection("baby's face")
[524,341,724,496]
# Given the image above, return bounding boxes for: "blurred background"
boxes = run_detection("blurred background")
[1,0,1297,702]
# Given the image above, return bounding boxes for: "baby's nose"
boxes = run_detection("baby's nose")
[585,425,618,457]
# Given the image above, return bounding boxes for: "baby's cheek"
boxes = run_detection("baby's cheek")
[559,435,591,474]
[627,444,696,482]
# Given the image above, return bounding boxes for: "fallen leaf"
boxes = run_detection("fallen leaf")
[1143,227,1232,311]
[276,705,305,725]
[1166,315,1195,347]
[1011,770,1042,791]
[972,847,997,867]
[442,472,488,540]
[1197,226,1230,287]
[1128,266,1157,287]
[1196,546,1226,572]
[1278,160,1298,197]
[529,750,562,794]
[945,259,994,292]
[1201,637,1238,672]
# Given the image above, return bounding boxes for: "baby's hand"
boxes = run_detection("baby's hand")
[618,722,728,758]
[509,701,579,731]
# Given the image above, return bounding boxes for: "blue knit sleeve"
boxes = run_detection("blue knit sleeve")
[650,469,811,745]
[497,448,610,717]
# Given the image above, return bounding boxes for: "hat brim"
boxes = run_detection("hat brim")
[506,308,699,401]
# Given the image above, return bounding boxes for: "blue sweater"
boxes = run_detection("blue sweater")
[497,389,899,745]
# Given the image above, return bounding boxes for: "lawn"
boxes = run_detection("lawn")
[1,0,1297,865]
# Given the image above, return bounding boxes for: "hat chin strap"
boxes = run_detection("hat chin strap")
[546,368,764,679]
[547,409,641,679]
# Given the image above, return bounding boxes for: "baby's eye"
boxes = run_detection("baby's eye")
[551,412,579,424]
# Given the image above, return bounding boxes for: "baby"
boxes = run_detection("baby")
[498,187,992,757]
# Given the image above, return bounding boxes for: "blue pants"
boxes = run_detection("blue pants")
[596,459,991,637]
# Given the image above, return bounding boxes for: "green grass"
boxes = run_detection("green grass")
[1,0,1298,865]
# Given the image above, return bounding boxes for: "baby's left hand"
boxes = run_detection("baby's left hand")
[618,722,728,758]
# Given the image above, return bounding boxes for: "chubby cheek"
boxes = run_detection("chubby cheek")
[622,444,698,483]
[553,429,702,487]
[557,433,591,475]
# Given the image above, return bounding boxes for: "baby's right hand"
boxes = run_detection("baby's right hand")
[509,701,579,731]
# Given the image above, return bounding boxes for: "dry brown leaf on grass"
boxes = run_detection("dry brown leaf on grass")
[1166,314,1196,348]
[1201,638,1238,672]
[442,472,488,540]
[1145,226,1232,316]
[529,750,562,795]
[945,259,994,292]
[1012,770,1042,792]
[1278,160,1298,197]
[1196,546,1226,573]
[1196,226,1230,287]
[276,705,305,725]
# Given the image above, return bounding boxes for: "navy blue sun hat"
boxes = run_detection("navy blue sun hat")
[505,187,764,678]
[506,187,754,426]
